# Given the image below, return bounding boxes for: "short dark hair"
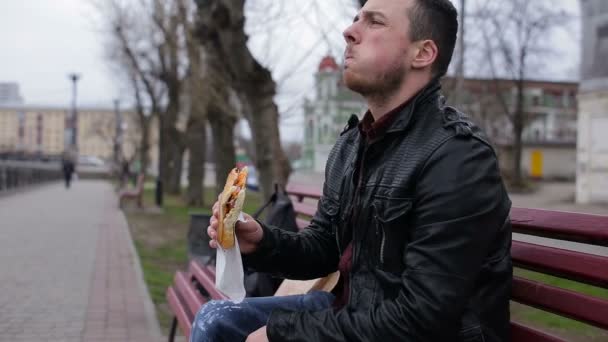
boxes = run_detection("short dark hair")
[407,0,458,77]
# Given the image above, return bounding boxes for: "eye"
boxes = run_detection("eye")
[369,17,384,26]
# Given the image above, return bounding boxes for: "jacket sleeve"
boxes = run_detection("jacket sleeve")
[266,137,512,341]
[241,184,340,280]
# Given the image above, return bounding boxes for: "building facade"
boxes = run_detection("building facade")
[441,77,579,180]
[302,56,366,172]
[577,0,608,203]
[442,77,578,146]
[301,56,579,179]
[0,105,145,165]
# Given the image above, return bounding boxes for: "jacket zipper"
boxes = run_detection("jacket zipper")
[379,224,386,265]
[374,211,386,266]
[333,217,342,255]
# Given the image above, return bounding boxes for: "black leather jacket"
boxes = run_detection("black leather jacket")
[243,81,513,341]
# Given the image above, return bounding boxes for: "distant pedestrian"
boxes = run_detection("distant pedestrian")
[61,153,75,189]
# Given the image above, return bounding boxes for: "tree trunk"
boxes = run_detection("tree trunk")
[158,116,169,189]
[207,107,237,196]
[163,87,184,195]
[512,78,525,187]
[186,118,206,206]
[194,0,292,201]
[168,141,185,195]
[243,83,292,199]
[139,119,151,175]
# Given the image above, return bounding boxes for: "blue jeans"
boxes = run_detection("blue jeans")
[190,291,335,342]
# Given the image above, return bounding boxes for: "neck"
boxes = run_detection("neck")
[366,74,432,121]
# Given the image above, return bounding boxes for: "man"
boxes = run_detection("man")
[191,0,512,341]
[61,152,75,189]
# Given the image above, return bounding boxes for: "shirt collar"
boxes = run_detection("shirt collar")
[358,97,412,142]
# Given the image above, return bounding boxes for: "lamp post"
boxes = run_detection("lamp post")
[113,99,123,167]
[67,73,80,153]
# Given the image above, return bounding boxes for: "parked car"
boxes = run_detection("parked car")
[78,155,106,167]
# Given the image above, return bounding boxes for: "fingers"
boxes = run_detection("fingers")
[207,200,220,248]
[212,201,219,218]
[207,223,217,239]
[207,220,218,249]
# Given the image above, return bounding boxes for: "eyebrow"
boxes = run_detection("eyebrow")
[353,10,388,23]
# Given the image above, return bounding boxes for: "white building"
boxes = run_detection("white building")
[302,56,366,172]
[576,0,608,203]
[0,83,24,106]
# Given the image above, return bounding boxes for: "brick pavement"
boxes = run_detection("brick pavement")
[0,180,161,341]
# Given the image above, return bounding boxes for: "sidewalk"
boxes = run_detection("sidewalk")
[0,180,161,341]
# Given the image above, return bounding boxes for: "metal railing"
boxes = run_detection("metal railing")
[0,160,63,194]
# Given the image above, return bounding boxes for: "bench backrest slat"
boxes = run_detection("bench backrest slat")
[286,184,322,201]
[512,276,608,329]
[286,186,608,248]
[511,322,566,342]
[512,241,608,287]
[166,286,193,337]
[292,201,317,217]
[175,271,205,317]
[511,207,608,246]
[189,260,228,301]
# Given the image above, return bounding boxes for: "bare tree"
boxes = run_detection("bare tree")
[177,0,208,205]
[148,0,189,195]
[443,0,468,103]
[97,0,168,189]
[96,0,163,179]
[100,0,213,197]
[194,0,292,200]
[474,0,569,186]
[129,70,154,177]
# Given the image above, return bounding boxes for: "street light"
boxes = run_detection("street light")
[113,99,123,167]
[67,73,80,153]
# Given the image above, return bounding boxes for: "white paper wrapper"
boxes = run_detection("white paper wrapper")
[215,212,246,302]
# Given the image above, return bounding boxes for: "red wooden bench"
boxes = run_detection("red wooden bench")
[118,173,145,208]
[166,184,608,342]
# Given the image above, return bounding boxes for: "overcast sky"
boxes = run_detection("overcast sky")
[0,0,581,142]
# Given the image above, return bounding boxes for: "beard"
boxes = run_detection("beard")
[343,60,406,99]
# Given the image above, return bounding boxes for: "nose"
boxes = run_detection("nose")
[343,22,359,45]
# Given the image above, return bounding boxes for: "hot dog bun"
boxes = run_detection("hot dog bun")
[217,167,248,249]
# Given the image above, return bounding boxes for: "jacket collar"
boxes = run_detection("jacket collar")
[385,79,442,134]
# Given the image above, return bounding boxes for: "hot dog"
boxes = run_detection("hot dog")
[217,166,248,249]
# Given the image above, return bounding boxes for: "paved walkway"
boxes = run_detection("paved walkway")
[0,180,161,341]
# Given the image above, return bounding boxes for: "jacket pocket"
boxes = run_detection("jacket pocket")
[459,325,485,342]
[372,197,412,273]
[319,196,342,254]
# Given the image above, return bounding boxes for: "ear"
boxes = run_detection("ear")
[411,40,438,70]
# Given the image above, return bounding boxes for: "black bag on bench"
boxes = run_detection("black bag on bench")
[245,184,299,297]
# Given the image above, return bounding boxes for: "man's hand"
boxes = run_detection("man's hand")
[246,326,269,342]
[207,194,263,254]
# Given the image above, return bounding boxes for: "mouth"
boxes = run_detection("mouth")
[344,54,354,67]
[344,47,354,61]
